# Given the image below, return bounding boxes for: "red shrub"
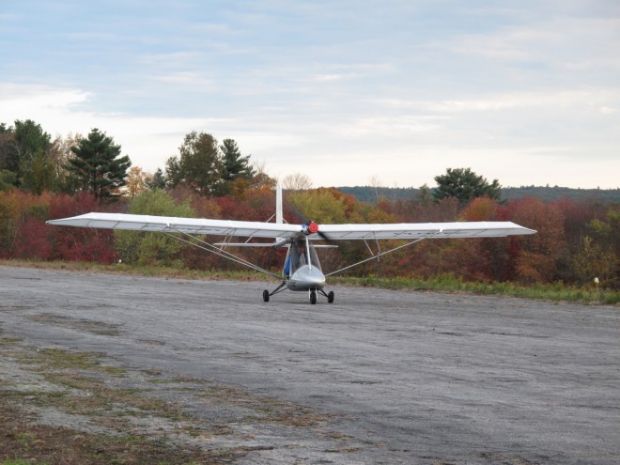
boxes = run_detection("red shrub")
[14,217,52,260]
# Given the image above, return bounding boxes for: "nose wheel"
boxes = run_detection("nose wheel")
[309,290,317,305]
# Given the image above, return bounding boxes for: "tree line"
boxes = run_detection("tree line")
[0,119,267,200]
[0,118,618,289]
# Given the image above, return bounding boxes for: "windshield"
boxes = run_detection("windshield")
[288,239,321,273]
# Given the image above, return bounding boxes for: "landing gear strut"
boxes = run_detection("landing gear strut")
[262,281,287,303]
[318,289,335,304]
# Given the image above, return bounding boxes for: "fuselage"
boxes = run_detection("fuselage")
[287,264,326,291]
[284,237,326,291]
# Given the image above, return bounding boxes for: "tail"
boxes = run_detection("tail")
[276,183,283,224]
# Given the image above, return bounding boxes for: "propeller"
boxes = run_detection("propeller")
[303,220,333,243]
[284,192,334,243]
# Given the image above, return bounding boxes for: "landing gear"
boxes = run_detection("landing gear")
[262,283,335,304]
[318,289,335,304]
[262,281,287,303]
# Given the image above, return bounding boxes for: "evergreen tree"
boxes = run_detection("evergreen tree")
[220,139,255,181]
[0,169,16,191]
[148,168,167,190]
[417,183,433,205]
[165,156,182,188]
[0,124,18,187]
[433,168,500,204]
[66,128,131,200]
[0,120,58,192]
[167,132,223,195]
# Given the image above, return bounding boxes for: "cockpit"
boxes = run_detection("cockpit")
[284,239,321,277]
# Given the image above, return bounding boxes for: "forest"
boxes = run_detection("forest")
[1,119,618,291]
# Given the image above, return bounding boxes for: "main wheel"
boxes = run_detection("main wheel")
[327,291,335,303]
[309,290,317,305]
[262,289,270,302]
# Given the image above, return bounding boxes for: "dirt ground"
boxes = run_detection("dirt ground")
[1,265,619,464]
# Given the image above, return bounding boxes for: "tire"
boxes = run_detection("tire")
[327,291,335,304]
[262,290,270,302]
[309,290,317,305]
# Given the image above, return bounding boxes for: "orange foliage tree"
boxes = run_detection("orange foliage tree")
[501,198,566,283]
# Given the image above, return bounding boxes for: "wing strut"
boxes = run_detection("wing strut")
[325,238,424,277]
[163,229,280,279]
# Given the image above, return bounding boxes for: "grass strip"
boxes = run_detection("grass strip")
[1,259,617,305]
[331,274,620,305]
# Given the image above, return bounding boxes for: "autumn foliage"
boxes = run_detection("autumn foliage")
[0,190,117,263]
[1,187,618,289]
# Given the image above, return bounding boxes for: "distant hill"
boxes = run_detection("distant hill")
[336,185,620,204]
[500,186,620,203]
[336,186,419,203]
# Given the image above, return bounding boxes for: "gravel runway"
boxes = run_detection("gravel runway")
[1,265,619,464]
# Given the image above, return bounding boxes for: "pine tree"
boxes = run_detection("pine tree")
[148,168,167,190]
[433,168,500,204]
[168,132,223,195]
[66,128,131,200]
[0,119,59,193]
[220,139,255,181]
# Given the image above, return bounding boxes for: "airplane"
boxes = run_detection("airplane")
[46,186,536,304]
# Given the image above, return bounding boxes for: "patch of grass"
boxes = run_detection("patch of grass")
[41,373,188,421]
[15,432,36,450]
[0,402,224,465]
[12,348,185,421]
[200,383,328,428]
[18,348,125,376]
[0,342,351,464]
[0,259,263,282]
[0,345,238,464]
[2,461,48,465]
[28,314,121,337]
[332,274,620,305]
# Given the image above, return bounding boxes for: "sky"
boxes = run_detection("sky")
[1,0,619,188]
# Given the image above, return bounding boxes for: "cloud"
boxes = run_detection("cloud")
[138,51,204,67]
[337,116,444,137]
[445,17,620,71]
[309,73,354,83]
[0,82,232,171]
[375,89,620,114]
[150,72,216,89]
[2,80,619,188]
[1,0,619,191]
[0,83,90,111]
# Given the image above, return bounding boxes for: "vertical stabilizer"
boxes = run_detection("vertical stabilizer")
[276,184,283,224]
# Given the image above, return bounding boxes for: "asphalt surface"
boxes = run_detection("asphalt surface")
[1,265,619,464]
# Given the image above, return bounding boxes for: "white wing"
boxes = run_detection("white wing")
[47,212,535,240]
[46,212,301,240]
[317,221,536,240]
